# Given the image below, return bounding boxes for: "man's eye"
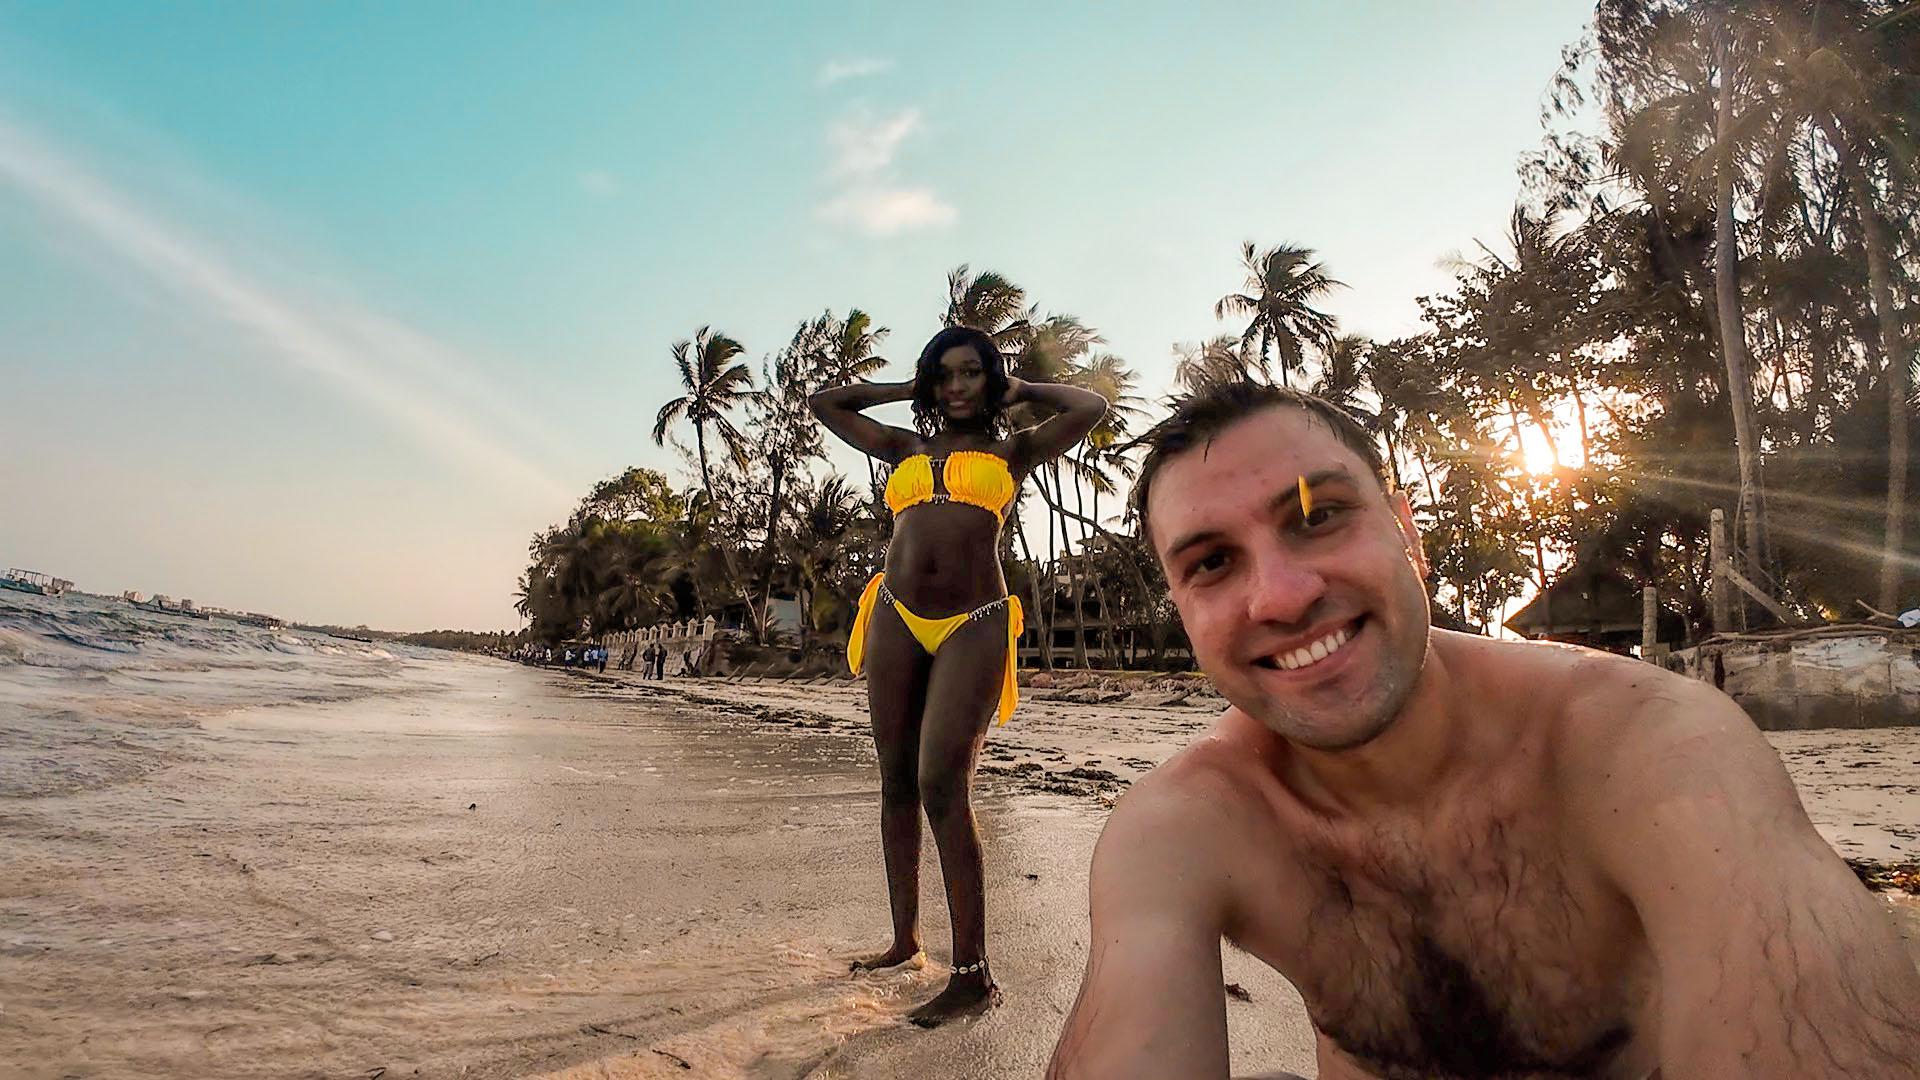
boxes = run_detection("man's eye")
[1300,505,1343,530]
[1188,552,1228,578]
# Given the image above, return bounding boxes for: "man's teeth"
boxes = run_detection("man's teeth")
[1271,625,1353,671]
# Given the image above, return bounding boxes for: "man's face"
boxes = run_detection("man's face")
[1147,406,1432,750]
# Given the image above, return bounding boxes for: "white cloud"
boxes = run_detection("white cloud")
[818,57,894,86]
[577,169,620,196]
[826,107,922,178]
[0,110,574,507]
[816,105,955,236]
[817,185,956,236]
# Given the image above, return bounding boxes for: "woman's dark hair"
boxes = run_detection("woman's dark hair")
[911,326,1010,436]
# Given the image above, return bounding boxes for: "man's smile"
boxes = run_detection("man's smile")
[1249,615,1367,675]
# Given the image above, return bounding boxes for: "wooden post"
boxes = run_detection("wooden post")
[1642,586,1658,654]
[1710,508,1731,634]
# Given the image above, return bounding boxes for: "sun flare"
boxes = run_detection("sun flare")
[1518,425,1560,475]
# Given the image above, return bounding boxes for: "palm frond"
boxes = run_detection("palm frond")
[652,396,690,445]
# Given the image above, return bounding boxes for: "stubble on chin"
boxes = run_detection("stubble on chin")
[1234,636,1428,753]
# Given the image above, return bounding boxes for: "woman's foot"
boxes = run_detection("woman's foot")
[907,970,1000,1028]
[849,943,925,973]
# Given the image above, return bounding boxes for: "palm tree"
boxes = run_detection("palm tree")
[943,268,1098,668]
[1708,9,1770,584]
[652,326,756,499]
[1069,352,1145,666]
[1765,2,1915,605]
[945,265,1035,354]
[1366,335,1451,496]
[1596,0,1782,602]
[784,474,867,653]
[803,308,892,494]
[813,308,890,387]
[1310,334,1379,425]
[1214,242,1344,387]
[1171,335,1257,395]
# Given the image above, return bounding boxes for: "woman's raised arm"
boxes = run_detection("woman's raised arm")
[1005,378,1108,471]
[808,378,921,463]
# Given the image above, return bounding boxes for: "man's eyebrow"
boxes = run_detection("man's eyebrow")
[1162,467,1357,561]
[1278,467,1355,514]
[1163,527,1224,563]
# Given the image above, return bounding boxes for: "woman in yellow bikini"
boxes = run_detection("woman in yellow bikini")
[809,325,1106,1026]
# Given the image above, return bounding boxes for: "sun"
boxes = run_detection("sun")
[1518,424,1560,475]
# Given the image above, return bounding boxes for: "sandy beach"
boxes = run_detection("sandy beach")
[3,642,1916,1079]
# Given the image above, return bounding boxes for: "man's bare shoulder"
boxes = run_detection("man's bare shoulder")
[1490,636,1811,874]
[1130,707,1277,812]
[1432,630,1738,768]
[1101,710,1277,862]
[1538,641,1765,783]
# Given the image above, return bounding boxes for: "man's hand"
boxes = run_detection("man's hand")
[1049,771,1237,1079]
[1568,676,1920,1077]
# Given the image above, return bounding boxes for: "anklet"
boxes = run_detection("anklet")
[952,958,989,975]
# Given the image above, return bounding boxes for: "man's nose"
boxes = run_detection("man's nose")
[1243,546,1327,627]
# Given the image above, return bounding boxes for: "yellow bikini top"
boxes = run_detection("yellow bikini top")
[885,450,1016,522]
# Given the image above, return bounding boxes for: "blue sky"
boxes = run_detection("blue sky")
[0,1,1593,630]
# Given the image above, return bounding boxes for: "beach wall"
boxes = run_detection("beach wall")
[1659,627,1920,730]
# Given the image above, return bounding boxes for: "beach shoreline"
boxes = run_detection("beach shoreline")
[3,646,1914,1079]
[592,665,1920,873]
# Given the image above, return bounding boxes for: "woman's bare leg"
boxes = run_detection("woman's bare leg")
[851,606,931,971]
[906,609,1006,1025]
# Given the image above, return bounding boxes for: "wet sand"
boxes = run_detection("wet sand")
[3,658,1915,1079]
[0,658,1313,1079]
[668,670,1920,866]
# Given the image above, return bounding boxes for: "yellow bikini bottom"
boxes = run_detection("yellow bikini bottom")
[847,572,1023,725]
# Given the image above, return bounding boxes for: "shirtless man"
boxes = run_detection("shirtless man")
[1048,382,1920,1079]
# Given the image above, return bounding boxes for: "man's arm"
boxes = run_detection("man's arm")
[1568,675,1920,1077]
[1048,776,1236,1079]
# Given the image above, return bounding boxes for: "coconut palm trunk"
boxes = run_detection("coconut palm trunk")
[1012,503,1052,670]
[1817,117,1908,609]
[1053,462,1090,669]
[1713,21,1768,585]
[754,460,787,645]
[1083,468,1119,667]
[694,427,712,500]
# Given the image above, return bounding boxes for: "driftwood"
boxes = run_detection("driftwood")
[1855,599,1900,623]
[1692,621,1920,646]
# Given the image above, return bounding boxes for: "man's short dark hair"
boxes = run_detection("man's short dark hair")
[1130,381,1391,546]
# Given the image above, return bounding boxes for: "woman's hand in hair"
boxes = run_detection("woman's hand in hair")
[1005,380,1109,471]
[809,378,920,462]
[1002,376,1028,406]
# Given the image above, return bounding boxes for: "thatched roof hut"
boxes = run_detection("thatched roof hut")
[1505,555,1684,652]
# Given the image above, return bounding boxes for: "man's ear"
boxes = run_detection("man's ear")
[1388,489,1428,579]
